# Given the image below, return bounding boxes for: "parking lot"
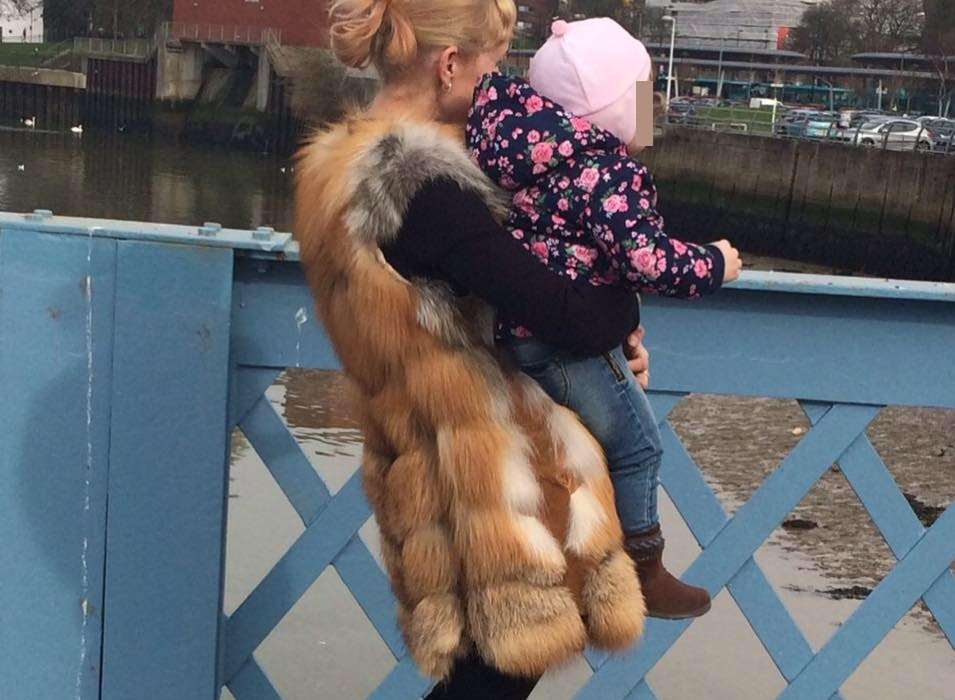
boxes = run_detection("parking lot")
[668,97,955,155]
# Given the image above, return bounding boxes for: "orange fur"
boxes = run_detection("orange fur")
[294,115,644,679]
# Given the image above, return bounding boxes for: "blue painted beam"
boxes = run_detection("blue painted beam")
[0,228,116,700]
[224,473,372,683]
[579,405,879,698]
[780,502,955,698]
[231,258,341,371]
[640,290,955,409]
[101,241,234,700]
[4,216,955,700]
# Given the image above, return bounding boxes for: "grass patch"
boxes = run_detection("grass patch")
[692,106,777,135]
[0,43,64,67]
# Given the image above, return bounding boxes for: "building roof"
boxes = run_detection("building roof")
[645,42,806,59]
[852,52,955,62]
[645,0,825,50]
[667,56,937,80]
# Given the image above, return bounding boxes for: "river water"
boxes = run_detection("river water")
[3,128,952,698]
[0,127,294,231]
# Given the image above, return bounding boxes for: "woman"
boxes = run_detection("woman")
[294,1,648,697]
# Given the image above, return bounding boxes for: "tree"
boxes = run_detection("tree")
[923,0,955,116]
[641,5,670,46]
[787,1,857,63]
[788,0,924,61]
[854,0,923,52]
[43,0,93,41]
[90,0,172,39]
[2,0,40,13]
[562,0,643,35]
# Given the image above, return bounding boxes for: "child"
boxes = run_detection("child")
[467,17,741,619]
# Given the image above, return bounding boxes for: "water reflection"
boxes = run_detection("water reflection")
[278,370,363,456]
[0,129,294,230]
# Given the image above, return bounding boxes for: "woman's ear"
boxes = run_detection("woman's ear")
[437,45,460,92]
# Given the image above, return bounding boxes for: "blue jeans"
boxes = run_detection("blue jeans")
[506,339,663,535]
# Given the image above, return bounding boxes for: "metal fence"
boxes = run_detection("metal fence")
[162,21,283,47]
[2,212,953,699]
[668,108,955,156]
[72,37,155,60]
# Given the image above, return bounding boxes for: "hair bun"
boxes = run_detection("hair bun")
[330,0,417,76]
[329,0,388,68]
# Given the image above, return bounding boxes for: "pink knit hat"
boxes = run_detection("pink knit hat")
[529,18,653,145]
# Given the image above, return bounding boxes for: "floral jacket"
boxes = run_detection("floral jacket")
[466,73,725,341]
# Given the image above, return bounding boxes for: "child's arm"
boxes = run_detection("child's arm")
[584,162,726,298]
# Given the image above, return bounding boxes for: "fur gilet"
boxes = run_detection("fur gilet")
[294,115,645,680]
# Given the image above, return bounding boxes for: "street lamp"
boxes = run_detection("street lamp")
[817,76,836,113]
[662,10,678,106]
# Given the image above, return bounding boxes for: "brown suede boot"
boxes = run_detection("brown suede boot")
[625,525,712,620]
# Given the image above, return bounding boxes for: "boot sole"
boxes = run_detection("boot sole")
[646,599,712,620]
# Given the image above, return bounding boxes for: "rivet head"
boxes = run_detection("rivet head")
[198,222,222,237]
[253,226,275,241]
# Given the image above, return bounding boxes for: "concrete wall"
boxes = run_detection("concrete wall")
[173,0,329,47]
[156,44,205,102]
[641,128,955,280]
[0,66,84,89]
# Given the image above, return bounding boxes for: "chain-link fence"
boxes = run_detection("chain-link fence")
[667,102,955,156]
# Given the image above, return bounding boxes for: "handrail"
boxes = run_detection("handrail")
[161,21,282,47]
[72,36,156,60]
[1,211,953,302]
[3,213,953,699]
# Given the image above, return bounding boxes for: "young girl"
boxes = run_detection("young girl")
[467,17,742,619]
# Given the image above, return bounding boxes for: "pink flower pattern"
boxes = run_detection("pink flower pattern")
[466,74,724,341]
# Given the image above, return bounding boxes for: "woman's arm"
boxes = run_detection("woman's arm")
[386,178,639,356]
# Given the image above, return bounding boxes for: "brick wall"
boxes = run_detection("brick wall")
[173,0,329,47]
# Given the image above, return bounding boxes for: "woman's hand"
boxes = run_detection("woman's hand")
[625,326,651,390]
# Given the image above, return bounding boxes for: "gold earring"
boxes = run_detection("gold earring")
[444,81,453,92]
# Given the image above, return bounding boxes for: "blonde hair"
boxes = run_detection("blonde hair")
[329,0,517,79]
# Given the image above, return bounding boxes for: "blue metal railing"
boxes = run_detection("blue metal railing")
[1,212,953,700]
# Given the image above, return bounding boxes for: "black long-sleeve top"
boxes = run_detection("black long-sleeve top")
[381,178,640,357]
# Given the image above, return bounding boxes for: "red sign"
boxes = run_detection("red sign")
[777,26,791,50]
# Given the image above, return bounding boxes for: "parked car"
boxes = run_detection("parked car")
[774,110,818,137]
[831,114,891,142]
[667,102,700,126]
[921,118,955,152]
[851,119,938,151]
[804,112,841,139]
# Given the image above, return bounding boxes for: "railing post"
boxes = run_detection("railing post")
[99,240,235,700]
[0,226,117,699]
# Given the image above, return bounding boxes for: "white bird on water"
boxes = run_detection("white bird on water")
[22,117,35,128]
[71,125,83,135]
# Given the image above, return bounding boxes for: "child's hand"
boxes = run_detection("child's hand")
[712,240,742,284]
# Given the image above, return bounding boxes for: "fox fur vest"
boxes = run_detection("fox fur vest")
[294,115,645,680]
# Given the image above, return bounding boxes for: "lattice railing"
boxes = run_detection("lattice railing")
[3,214,953,699]
[221,386,955,699]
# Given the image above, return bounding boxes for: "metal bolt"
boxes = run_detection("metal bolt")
[26,209,53,221]
[253,226,275,241]
[198,222,222,237]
